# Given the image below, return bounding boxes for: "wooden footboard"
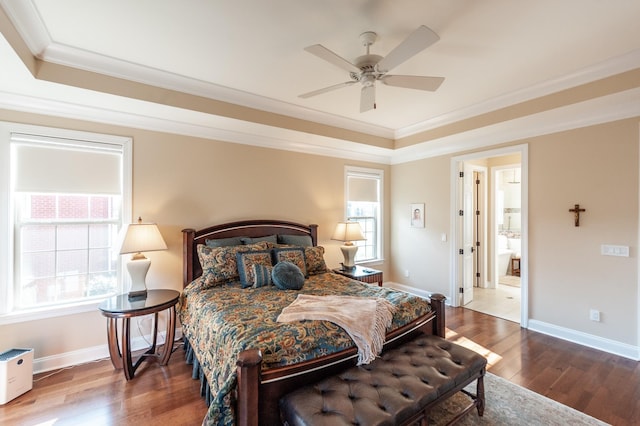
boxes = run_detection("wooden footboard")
[236,293,446,426]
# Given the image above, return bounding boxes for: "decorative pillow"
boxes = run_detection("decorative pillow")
[252,264,273,288]
[198,242,269,287]
[277,234,313,247]
[272,261,305,290]
[236,250,273,288]
[205,236,245,247]
[240,235,278,245]
[272,247,307,277]
[304,246,328,275]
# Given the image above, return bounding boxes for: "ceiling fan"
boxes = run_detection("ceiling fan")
[299,25,444,113]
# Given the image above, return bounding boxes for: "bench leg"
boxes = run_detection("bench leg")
[476,371,485,417]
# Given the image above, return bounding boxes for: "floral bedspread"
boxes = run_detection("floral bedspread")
[179,271,432,426]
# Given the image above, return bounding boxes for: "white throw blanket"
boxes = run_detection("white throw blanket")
[276,294,396,365]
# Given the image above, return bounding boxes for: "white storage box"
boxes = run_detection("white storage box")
[0,348,34,405]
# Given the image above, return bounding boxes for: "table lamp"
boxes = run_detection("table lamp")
[119,217,167,300]
[332,221,365,270]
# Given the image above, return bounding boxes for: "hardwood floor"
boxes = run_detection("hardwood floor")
[0,344,208,425]
[446,307,640,426]
[1,307,638,425]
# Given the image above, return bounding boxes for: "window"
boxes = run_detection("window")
[345,166,383,263]
[0,122,131,319]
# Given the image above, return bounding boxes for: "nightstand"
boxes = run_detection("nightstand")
[98,289,179,380]
[332,265,383,286]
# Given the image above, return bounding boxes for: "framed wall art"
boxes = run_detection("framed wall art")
[411,203,425,228]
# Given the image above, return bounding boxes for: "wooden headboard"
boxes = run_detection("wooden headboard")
[182,219,318,287]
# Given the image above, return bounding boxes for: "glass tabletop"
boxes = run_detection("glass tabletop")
[98,289,180,315]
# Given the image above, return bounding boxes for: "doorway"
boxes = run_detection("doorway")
[450,145,528,326]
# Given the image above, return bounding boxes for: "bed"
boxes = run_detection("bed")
[181,219,446,426]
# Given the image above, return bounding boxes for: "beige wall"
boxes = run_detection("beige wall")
[528,120,638,344]
[390,155,452,296]
[0,109,390,361]
[1,107,638,363]
[390,118,639,347]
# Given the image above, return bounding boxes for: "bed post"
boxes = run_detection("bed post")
[182,228,195,287]
[236,349,262,426]
[430,293,446,338]
[309,224,318,246]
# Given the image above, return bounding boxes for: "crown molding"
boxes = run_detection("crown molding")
[0,90,394,164]
[391,86,640,164]
[396,48,640,139]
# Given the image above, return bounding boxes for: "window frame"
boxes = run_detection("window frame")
[0,122,132,324]
[344,165,384,264]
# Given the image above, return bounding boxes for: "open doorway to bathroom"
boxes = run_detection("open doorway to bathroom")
[452,146,527,325]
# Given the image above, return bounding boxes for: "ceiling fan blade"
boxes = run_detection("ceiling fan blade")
[376,25,440,73]
[360,85,376,112]
[298,81,356,98]
[304,44,361,73]
[381,75,444,91]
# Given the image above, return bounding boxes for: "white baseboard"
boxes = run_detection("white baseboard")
[384,281,450,302]
[33,327,183,374]
[385,281,639,361]
[527,320,639,361]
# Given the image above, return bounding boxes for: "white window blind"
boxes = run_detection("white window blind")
[12,133,122,194]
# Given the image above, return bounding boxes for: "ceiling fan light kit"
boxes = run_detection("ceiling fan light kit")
[300,25,444,112]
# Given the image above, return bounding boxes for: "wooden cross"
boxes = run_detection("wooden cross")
[569,204,586,227]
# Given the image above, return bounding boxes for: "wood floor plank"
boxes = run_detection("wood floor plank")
[1,308,639,425]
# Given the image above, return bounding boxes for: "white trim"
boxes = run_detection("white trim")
[33,327,183,374]
[528,319,639,361]
[450,144,529,329]
[391,87,640,164]
[384,281,436,301]
[0,91,395,165]
[396,49,640,139]
[0,85,638,168]
[0,300,101,325]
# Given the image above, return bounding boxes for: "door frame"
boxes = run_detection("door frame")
[449,143,529,327]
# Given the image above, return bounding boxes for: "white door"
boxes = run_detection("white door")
[462,164,474,305]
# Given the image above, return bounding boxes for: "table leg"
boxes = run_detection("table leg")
[106,318,123,370]
[122,317,135,380]
[160,305,176,365]
[150,312,159,354]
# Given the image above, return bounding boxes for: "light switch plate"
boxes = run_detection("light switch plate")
[601,245,629,257]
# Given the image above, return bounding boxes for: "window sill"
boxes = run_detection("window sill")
[357,258,384,267]
[0,299,107,325]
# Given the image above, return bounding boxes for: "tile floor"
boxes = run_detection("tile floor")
[464,283,521,323]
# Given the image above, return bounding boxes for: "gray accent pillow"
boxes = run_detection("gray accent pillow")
[271,261,305,290]
[241,235,278,245]
[205,236,244,247]
[277,234,313,247]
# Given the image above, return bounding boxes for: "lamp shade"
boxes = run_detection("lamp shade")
[120,218,167,254]
[331,222,365,243]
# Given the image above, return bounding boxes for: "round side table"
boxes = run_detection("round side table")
[98,289,180,380]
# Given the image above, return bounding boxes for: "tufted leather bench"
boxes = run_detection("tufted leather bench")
[279,334,487,426]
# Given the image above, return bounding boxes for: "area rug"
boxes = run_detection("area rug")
[428,372,609,425]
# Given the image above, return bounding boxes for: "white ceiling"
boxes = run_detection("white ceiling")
[1,0,640,159]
